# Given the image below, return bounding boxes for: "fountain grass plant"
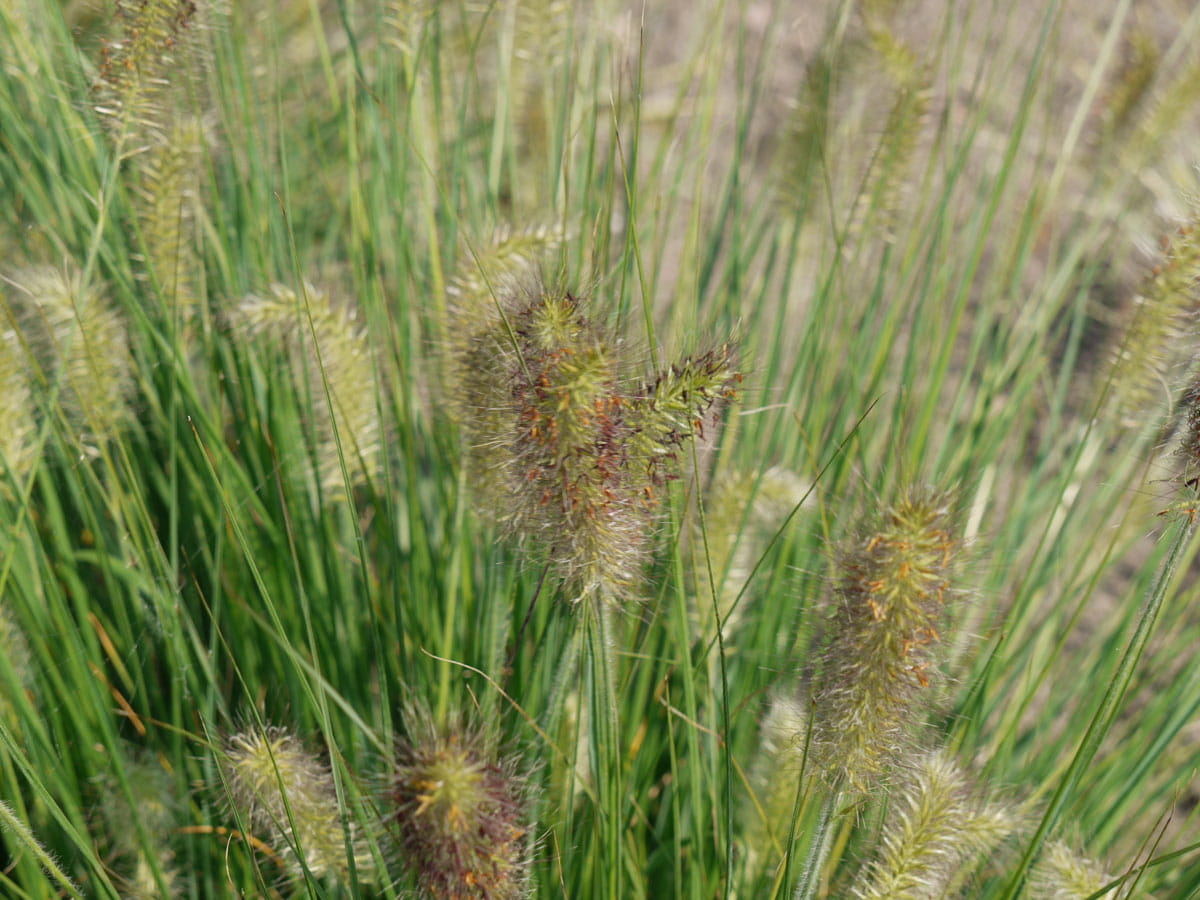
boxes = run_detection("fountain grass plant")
[3,0,1200,897]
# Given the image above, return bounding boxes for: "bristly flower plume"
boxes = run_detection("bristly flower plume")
[218,725,373,886]
[1105,221,1200,426]
[1173,375,1200,489]
[93,749,184,899]
[1027,841,1118,899]
[131,115,208,318]
[92,0,212,325]
[91,0,204,146]
[690,465,811,648]
[447,271,741,602]
[444,225,563,496]
[2,265,134,453]
[0,328,36,486]
[849,749,1019,900]
[0,603,34,721]
[389,709,533,900]
[810,489,961,792]
[739,692,810,882]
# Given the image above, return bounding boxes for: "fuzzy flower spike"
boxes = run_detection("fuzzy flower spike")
[218,725,372,885]
[449,272,740,602]
[810,489,961,792]
[389,710,533,900]
[850,749,1019,899]
[231,282,382,495]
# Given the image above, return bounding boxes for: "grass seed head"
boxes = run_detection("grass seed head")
[1106,222,1200,426]
[2,266,134,451]
[448,272,741,603]
[810,488,960,792]
[390,710,533,900]
[0,329,36,486]
[131,115,208,318]
[850,749,1020,900]
[504,289,645,600]
[92,0,204,144]
[232,282,382,495]
[1174,375,1200,486]
[739,692,810,880]
[92,751,183,899]
[690,465,811,648]
[1027,840,1117,899]
[0,604,34,719]
[219,725,372,884]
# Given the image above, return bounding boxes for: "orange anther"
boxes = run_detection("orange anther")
[910,662,930,688]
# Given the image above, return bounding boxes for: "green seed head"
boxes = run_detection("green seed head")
[0,329,36,486]
[92,750,183,899]
[219,725,372,884]
[2,266,134,451]
[0,605,33,719]
[232,283,382,495]
[739,692,810,880]
[1106,222,1200,426]
[690,465,811,647]
[92,0,204,144]
[1027,841,1116,899]
[850,750,1020,900]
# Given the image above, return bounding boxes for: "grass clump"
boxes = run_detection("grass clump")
[2,0,1200,898]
